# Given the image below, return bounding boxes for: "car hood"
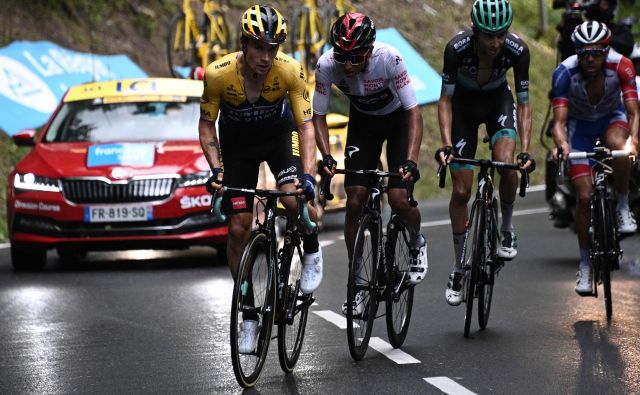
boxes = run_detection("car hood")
[17,141,209,178]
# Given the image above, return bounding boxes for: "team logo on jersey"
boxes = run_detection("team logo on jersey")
[345,146,360,158]
[456,139,467,156]
[453,36,471,51]
[214,61,230,69]
[505,38,524,55]
[498,114,507,127]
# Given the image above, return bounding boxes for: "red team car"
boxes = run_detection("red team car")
[7,78,227,270]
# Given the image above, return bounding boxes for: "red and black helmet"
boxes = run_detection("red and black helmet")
[330,13,376,54]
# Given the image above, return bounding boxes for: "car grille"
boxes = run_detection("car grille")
[61,178,177,204]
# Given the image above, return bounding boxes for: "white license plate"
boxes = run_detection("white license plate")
[85,205,152,223]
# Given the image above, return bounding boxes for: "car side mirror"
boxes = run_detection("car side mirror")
[12,129,37,146]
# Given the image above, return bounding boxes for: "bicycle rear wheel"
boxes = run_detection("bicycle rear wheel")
[347,212,379,361]
[478,198,498,329]
[385,215,414,348]
[277,240,310,373]
[230,232,275,388]
[166,12,197,78]
[463,202,484,338]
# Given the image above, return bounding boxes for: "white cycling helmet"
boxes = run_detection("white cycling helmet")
[571,21,611,48]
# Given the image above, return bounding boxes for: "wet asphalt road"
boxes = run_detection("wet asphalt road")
[1,190,639,394]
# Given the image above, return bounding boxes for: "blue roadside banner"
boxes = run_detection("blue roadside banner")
[0,40,147,135]
[377,28,442,106]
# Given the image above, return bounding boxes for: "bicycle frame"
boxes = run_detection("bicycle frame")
[437,156,529,337]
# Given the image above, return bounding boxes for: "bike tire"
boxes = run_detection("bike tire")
[463,202,484,338]
[230,232,276,388]
[347,212,379,361]
[385,215,414,348]
[478,198,498,329]
[166,12,197,78]
[277,240,309,373]
[597,195,614,320]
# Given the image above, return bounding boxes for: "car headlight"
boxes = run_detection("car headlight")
[177,171,212,188]
[14,173,60,192]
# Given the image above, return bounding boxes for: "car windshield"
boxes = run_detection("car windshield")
[44,99,200,142]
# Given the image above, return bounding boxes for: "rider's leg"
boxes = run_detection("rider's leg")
[228,212,255,277]
[344,186,370,259]
[572,170,594,294]
[493,137,517,230]
[450,168,474,271]
[269,130,323,294]
[606,123,636,232]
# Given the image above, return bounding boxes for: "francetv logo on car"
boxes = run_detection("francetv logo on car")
[87,143,155,167]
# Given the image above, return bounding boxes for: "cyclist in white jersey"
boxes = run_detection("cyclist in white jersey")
[313,13,428,310]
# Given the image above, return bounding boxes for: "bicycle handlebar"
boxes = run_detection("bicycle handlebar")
[210,186,317,232]
[320,168,418,207]
[437,156,532,197]
[556,146,631,185]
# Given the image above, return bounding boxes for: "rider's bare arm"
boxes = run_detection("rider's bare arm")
[437,95,454,164]
[198,118,222,170]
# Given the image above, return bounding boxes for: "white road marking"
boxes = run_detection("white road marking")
[527,184,546,192]
[312,310,356,329]
[421,206,548,228]
[424,377,477,395]
[512,207,549,216]
[320,240,335,247]
[368,337,420,364]
[0,243,9,250]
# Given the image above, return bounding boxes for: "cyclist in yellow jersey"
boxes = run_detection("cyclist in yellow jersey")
[199,5,322,354]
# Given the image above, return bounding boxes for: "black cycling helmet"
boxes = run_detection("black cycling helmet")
[240,5,287,45]
[330,12,376,54]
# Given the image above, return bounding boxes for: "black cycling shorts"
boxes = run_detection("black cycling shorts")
[219,129,302,214]
[450,83,517,169]
[344,105,408,189]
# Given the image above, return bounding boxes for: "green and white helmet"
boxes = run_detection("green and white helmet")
[471,0,513,34]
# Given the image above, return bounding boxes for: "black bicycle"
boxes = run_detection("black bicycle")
[322,169,418,360]
[211,186,316,388]
[438,157,530,338]
[557,145,631,320]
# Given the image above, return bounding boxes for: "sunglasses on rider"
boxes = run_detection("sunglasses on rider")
[576,47,608,58]
[333,50,369,65]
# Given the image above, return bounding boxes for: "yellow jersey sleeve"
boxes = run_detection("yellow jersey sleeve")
[200,54,236,122]
[277,53,312,126]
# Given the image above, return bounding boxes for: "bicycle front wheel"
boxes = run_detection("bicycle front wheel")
[463,202,485,338]
[347,212,380,361]
[384,215,414,348]
[166,12,197,78]
[277,241,309,373]
[596,195,615,320]
[478,198,498,329]
[230,232,275,388]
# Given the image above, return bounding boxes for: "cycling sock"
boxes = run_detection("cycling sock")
[453,232,466,272]
[616,192,630,211]
[579,248,591,269]
[410,233,425,250]
[500,199,515,232]
[302,231,319,254]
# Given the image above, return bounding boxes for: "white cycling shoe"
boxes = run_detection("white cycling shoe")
[341,290,366,317]
[575,266,593,296]
[300,247,323,294]
[408,234,428,285]
[445,272,464,306]
[238,320,260,354]
[617,207,637,234]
